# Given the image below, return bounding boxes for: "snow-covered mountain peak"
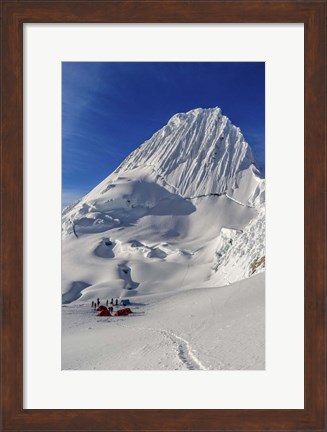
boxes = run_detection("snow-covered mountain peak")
[113,107,257,198]
[168,106,221,124]
[62,107,264,244]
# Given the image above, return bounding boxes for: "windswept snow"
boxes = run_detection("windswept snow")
[62,107,265,370]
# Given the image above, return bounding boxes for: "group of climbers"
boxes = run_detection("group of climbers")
[91,298,119,310]
[91,298,132,317]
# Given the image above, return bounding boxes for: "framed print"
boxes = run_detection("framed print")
[1,1,326,431]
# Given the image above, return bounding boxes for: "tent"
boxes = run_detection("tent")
[96,305,107,311]
[97,309,111,317]
[114,308,132,316]
[120,299,130,306]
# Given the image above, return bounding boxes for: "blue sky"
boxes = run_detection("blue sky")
[62,62,265,207]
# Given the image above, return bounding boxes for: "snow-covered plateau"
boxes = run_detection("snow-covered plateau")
[62,107,265,370]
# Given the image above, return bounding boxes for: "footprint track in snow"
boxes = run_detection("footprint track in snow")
[161,330,207,370]
[136,326,207,370]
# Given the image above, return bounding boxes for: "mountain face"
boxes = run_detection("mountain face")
[115,107,256,198]
[62,108,265,303]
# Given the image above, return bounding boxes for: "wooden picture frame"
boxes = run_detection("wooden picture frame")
[1,1,326,431]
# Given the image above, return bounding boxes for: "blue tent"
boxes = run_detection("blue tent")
[120,299,130,306]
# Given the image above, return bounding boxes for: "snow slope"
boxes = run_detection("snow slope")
[62,272,264,370]
[62,107,265,370]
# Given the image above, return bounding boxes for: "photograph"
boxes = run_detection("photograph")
[61,62,265,370]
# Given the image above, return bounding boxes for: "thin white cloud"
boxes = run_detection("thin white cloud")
[62,189,85,209]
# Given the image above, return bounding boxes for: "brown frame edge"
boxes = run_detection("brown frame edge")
[1,1,326,431]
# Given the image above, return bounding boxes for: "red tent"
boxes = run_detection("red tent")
[96,305,107,311]
[114,308,132,316]
[97,309,111,317]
